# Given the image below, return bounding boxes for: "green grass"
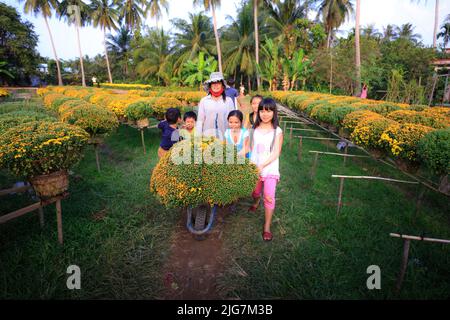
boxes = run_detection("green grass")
[0,103,449,299]
[0,124,179,299]
[218,117,450,299]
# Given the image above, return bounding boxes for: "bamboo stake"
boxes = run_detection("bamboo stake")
[331,175,419,185]
[395,239,410,293]
[390,233,450,244]
[289,126,293,149]
[414,184,426,219]
[297,136,303,161]
[56,199,63,245]
[309,151,369,158]
[337,177,345,215]
[38,206,44,227]
[283,121,286,134]
[293,136,340,141]
[343,144,349,166]
[311,152,319,180]
[140,129,146,154]
[94,144,101,172]
[290,128,323,132]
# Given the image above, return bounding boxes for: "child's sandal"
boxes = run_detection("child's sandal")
[262,231,273,241]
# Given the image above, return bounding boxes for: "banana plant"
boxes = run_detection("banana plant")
[0,61,14,80]
[182,51,218,90]
[256,37,280,91]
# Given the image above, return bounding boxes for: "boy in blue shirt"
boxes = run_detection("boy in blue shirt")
[157,108,181,158]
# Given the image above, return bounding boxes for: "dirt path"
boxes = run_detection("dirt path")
[159,206,231,300]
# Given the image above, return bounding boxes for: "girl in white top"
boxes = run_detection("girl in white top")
[248,98,283,241]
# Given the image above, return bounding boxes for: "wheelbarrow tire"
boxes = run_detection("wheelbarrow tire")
[193,204,208,241]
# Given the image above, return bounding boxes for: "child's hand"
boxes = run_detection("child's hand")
[257,164,265,173]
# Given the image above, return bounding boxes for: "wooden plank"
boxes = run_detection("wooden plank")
[0,185,32,197]
[331,175,419,185]
[0,202,41,224]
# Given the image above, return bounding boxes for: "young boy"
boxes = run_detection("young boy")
[157,108,181,158]
[179,111,197,141]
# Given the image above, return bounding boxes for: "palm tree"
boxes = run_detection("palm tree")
[119,0,145,30]
[361,24,382,40]
[144,0,169,28]
[438,22,450,48]
[107,26,133,77]
[355,0,361,95]
[411,0,439,48]
[134,27,173,84]
[382,24,397,42]
[193,0,223,73]
[90,0,119,83]
[21,0,64,86]
[171,12,215,75]
[317,0,354,48]
[58,0,91,87]
[254,0,260,90]
[395,23,422,43]
[263,0,310,57]
[222,2,255,89]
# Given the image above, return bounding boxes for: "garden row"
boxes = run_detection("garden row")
[266,91,449,184]
[38,86,205,124]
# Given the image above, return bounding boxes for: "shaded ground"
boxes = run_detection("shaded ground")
[159,206,231,300]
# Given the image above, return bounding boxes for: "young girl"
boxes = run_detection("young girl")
[244,95,263,129]
[248,98,283,241]
[224,110,249,157]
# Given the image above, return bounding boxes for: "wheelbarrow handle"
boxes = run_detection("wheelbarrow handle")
[186,204,218,235]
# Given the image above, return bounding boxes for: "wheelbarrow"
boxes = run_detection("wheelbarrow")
[186,203,218,240]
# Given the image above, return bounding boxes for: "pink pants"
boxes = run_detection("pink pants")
[252,177,279,210]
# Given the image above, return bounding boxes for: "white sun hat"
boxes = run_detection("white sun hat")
[203,72,227,92]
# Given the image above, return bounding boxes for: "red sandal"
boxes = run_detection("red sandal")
[262,231,273,241]
[247,205,258,212]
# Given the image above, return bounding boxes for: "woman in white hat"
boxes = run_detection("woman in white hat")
[196,72,235,140]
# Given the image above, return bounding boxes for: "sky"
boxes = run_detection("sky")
[4,0,450,60]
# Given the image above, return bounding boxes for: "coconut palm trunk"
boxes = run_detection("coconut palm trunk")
[433,0,439,48]
[75,23,86,87]
[254,0,260,90]
[103,29,113,83]
[355,0,361,95]
[44,15,63,86]
[211,5,223,73]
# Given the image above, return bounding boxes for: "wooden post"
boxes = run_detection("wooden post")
[38,206,44,227]
[283,121,286,134]
[140,129,146,154]
[395,239,411,293]
[289,126,293,149]
[297,136,303,161]
[311,152,319,180]
[343,144,349,166]
[94,144,101,172]
[337,177,345,215]
[56,199,63,245]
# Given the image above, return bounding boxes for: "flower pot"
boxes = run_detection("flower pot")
[30,170,69,199]
[136,118,149,128]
